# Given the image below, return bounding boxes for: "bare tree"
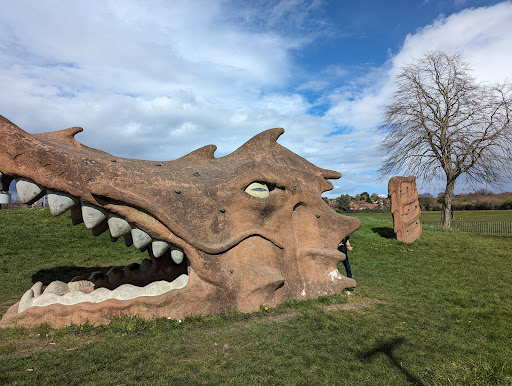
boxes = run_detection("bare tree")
[379,51,512,226]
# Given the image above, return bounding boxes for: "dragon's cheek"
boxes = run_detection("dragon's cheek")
[212,237,289,312]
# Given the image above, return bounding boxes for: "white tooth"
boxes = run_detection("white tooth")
[68,280,94,292]
[152,241,170,258]
[15,178,44,203]
[131,228,152,250]
[107,216,131,238]
[31,282,43,298]
[18,288,34,313]
[47,192,78,216]
[43,281,69,295]
[82,204,107,229]
[25,276,189,309]
[171,249,184,264]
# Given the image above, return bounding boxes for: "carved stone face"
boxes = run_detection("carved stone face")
[0,116,360,328]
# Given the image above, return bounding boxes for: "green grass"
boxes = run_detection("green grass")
[1,208,512,384]
[349,209,512,222]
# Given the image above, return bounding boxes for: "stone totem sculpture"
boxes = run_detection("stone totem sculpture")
[388,176,421,243]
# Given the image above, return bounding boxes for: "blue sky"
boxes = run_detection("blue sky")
[1,0,511,198]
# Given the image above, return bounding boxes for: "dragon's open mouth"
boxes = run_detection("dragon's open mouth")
[11,179,190,314]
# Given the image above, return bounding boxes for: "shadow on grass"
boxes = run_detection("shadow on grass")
[371,227,396,239]
[32,266,120,284]
[359,337,424,385]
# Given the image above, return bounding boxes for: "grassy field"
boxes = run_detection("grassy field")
[1,208,511,384]
[348,209,512,222]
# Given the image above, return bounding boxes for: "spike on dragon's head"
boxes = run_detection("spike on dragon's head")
[0,115,360,328]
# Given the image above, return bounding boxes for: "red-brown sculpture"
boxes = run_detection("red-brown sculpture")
[388,176,421,243]
[0,115,360,328]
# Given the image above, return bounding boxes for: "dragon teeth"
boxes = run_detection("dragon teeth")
[171,249,184,264]
[107,216,131,238]
[81,204,107,229]
[68,280,94,292]
[18,282,44,313]
[43,280,69,295]
[131,228,152,250]
[31,281,43,298]
[152,241,170,257]
[19,288,35,313]
[15,178,45,203]
[18,276,189,312]
[47,192,78,216]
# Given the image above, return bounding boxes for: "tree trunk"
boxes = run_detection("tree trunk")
[440,179,455,227]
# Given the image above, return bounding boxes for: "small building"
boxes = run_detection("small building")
[350,201,379,210]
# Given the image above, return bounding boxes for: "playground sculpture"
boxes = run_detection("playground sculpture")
[388,176,422,243]
[0,115,360,328]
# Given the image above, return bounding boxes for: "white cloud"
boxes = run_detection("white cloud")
[324,1,512,195]
[1,1,512,199]
[0,0,322,159]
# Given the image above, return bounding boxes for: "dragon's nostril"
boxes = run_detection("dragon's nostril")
[293,202,305,212]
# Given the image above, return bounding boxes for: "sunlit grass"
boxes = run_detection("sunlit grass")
[348,209,512,222]
[0,208,511,384]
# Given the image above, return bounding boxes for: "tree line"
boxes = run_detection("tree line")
[419,190,512,211]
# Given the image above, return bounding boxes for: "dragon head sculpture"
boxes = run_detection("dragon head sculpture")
[0,115,360,328]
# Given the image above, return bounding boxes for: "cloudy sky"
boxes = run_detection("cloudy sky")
[1,0,511,198]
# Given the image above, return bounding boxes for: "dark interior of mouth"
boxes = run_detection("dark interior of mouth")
[75,246,189,291]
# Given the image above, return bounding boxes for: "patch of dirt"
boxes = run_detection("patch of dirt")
[322,298,385,312]
[264,312,298,324]
[263,297,385,324]
[9,336,103,356]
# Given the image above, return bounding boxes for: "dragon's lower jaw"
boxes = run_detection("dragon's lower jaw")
[17,248,190,313]
[0,268,223,328]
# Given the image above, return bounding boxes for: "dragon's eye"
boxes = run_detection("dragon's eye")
[244,182,270,198]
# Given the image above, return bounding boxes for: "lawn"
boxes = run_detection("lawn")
[348,209,512,222]
[0,208,511,384]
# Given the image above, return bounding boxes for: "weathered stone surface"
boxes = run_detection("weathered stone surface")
[388,176,422,243]
[0,115,360,328]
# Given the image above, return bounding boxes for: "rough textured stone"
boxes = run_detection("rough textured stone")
[0,115,360,328]
[388,176,422,243]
